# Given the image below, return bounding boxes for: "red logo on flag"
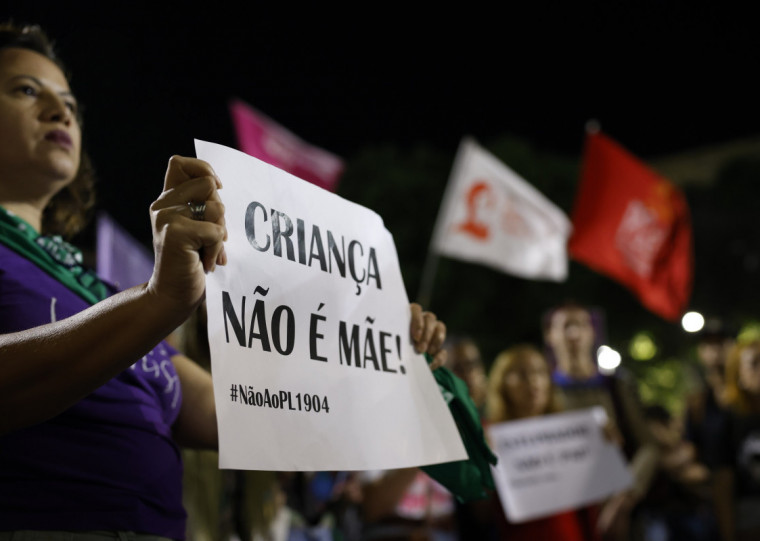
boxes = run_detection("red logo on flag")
[456,180,494,240]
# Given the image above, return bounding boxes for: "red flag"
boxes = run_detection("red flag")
[228,98,344,192]
[568,131,693,321]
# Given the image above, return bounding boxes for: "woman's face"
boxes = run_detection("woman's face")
[547,307,595,359]
[450,342,487,408]
[739,345,760,395]
[0,47,81,196]
[502,350,551,418]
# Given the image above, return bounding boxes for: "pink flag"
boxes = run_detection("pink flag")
[229,99,344,192]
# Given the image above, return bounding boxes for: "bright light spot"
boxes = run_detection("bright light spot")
[597,345,621,374]
[630,332,657,361]
[682,312,705,333]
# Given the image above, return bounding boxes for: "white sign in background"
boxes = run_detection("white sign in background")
[488,407,632,523]
[196,140,467,471]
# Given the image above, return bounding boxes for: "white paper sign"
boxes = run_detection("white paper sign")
[487,407,632,522]
[196,140,467,471]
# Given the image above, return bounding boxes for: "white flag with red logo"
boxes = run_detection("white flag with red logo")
[432,138,571,281]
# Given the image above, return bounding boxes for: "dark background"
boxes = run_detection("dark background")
[6,4,757,203]
[4,4,759,398]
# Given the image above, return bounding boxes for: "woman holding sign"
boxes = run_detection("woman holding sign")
[485,344,601,541]
[0,22,448,540]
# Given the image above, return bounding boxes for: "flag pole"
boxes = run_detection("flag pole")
[416,242,440,309]
[416,138,473,308]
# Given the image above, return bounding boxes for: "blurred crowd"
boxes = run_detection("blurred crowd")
[173,300,760,541]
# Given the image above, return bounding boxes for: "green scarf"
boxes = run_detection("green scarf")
[0,205,109,304]
[422,357,498,502]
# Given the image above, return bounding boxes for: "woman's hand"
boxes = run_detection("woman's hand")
[0,156,228,434]
[410,303,447,369]
[601,419,624,448]
[597,489,637,537]
[148,156,227,311]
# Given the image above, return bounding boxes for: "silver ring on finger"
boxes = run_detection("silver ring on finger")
[188,201,206,221]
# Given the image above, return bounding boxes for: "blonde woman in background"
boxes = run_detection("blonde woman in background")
[485,344,600,541]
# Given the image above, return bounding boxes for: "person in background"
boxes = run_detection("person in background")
[685,319,734,468]
[634,404,716,541]
[360,467,457,541]
[485,343,600,541]
[444,337,494,541]
[712,340,760,541]
[543,303,659,541]
[445,337,487,416]
[275,471,363,541]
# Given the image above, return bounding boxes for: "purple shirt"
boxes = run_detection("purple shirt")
[0,243,186,539]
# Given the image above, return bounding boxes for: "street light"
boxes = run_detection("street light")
[682,311,705,333]
[597,345,621,374]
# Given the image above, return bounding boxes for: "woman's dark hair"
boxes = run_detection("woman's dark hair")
[0,22,96,238]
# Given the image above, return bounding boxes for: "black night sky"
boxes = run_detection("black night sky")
[4,3,758,244]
